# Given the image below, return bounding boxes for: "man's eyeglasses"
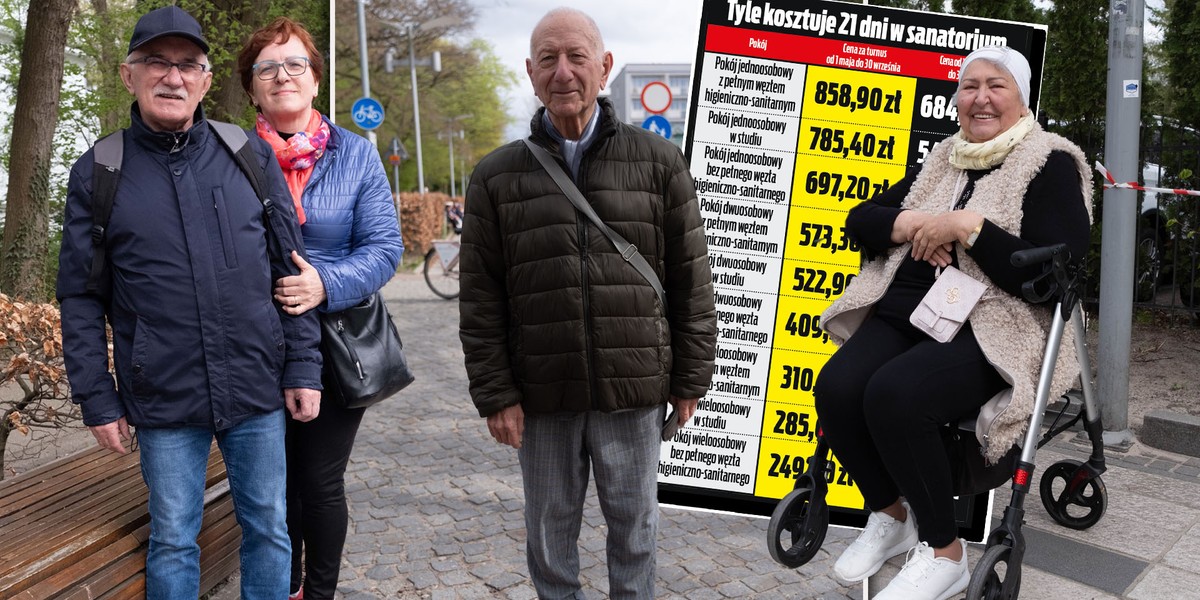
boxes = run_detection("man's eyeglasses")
[127,56,210,80]
[252,57,310,80]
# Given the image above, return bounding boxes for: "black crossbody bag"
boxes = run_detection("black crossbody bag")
[320,291,414,409]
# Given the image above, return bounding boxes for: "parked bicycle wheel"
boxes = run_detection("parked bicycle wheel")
[424,247,460,300]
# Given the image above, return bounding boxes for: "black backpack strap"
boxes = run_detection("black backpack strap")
[208,120,268,206]
[208,119,293,270]
[87,131,124,294]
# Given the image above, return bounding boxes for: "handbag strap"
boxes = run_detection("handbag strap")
[522,138,667,308]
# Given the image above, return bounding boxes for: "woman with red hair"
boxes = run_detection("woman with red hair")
[237,18,404,599]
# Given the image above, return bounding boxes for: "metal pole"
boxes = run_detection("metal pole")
[449,129,456,198]
[1096,0,1143,448]
[356,0,370,98]
[392,161,401,213]
[409,24,425,195]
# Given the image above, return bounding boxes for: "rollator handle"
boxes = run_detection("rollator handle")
[1010,243,1069,267]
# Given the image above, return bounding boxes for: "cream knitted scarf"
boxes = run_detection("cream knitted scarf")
[949,114,1036,170]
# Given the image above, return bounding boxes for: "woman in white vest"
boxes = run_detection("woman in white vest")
[812,46,1093,600]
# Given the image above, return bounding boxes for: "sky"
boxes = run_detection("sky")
[466,0,704,140]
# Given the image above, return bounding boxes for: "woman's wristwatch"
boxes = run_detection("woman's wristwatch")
[965,221,983,249]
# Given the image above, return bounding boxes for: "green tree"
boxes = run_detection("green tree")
[180,0,331,125]
[1162,0,1200,130]
[865,0,948,12]
[0,0,77,300]
[1040,0,1108,151]
[952,0,1042,22]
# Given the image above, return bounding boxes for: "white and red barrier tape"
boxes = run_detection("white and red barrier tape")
[1095,161,1200,197]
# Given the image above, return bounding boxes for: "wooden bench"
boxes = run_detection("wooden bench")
[0,441,241,598]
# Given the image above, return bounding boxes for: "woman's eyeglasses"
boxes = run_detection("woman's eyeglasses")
[252,57,311,80]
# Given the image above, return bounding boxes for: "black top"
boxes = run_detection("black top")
[845,150,1090,330]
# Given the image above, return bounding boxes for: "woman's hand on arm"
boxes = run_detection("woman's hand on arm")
[891,210,927,243]
[910,210,984,266]
[274,251,328,314]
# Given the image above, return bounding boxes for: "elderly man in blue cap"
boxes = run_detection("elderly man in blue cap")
[56,6,322,598]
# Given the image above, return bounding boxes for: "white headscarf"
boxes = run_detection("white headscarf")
[949,45,1036,169]
[959,45,1032,107]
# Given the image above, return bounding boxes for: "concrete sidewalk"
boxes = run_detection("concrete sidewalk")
[218,272,1200,599]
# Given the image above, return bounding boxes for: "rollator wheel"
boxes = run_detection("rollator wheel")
[766,485,828,568]
[1039,459,1107,530]
[966,544,1022,600]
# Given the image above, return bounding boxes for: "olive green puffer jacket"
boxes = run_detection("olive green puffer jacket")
[460,100,717,418]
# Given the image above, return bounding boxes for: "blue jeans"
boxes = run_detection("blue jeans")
[518,406,663,600]
[137,409,290,600]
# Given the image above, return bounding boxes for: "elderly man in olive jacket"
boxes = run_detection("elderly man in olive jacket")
[459,7,717,599]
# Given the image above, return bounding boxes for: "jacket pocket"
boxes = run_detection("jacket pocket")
[211,187,240,270]
[130,315,151,399]
[267,302,285,374]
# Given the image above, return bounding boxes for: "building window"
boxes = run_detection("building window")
[631,75,660,90]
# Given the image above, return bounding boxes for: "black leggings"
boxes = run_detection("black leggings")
[286,394,366,599]
[813,316,1007,547]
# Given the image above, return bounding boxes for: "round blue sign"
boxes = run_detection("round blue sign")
[352,97,385,130]
[642,115,672,139]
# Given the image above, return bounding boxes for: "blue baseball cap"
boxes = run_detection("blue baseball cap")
[128,6,210,55]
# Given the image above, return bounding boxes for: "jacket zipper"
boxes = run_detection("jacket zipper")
[335,317,365,380]
[574,153,597,406]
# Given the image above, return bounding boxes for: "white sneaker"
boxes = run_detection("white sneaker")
[874,539,969,600]
[832,501,919,582]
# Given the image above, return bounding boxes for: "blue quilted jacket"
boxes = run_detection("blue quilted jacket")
[299,117,404,312]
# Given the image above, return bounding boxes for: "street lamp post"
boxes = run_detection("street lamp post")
[406,24,424,194]
[355,0,376,145]
[383,16,460,195]
[444,114,471,197]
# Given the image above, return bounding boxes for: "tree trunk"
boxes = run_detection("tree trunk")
[188,0,272,123]
[0,0,78,300]
[88,0,123,133]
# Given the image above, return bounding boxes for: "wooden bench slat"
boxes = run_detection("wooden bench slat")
[0,447,133,517]
[0,444,226,559]
[0,440,241,598]
[7,524,146,600]
[55,552,145,600]
[0,470,147,559]
[0,491,150,592]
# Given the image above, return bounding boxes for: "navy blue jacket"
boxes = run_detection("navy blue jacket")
[57,105,323,430]
[296,118,403,313]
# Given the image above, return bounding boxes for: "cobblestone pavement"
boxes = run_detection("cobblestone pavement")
[213,271,1200,599]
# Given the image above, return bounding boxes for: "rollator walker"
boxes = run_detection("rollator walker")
[766,244,1109,599]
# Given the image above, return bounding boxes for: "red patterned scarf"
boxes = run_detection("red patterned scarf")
[255,110,330,225]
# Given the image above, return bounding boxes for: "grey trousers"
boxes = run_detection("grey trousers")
[518,406,663,600]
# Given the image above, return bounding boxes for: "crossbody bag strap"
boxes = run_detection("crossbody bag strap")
[522,138,666,308]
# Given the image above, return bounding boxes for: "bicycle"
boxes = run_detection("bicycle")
[424,202,463,300]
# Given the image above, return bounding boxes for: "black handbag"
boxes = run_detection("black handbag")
[319,292,414,409]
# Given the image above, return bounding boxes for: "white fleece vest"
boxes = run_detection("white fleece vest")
[822,125,1094,460]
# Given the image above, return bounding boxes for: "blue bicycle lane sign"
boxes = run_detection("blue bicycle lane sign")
[352,97,385,130]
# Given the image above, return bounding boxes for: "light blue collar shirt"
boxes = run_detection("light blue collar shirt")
[541,102,601,181]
